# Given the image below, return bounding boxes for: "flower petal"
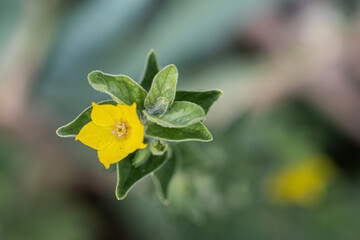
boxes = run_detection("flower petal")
[117,103,141,124]
[124,122,147,153]
[91,102,122,126]
[97,140,128,169]
[76,121,113,150]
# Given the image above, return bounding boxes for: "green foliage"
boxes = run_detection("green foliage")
[175,90,223,115]
[56,100,116,137]
[144,64,178,112]
[146,122,213,142]
[153,147,178,204]
[57,50,221,201]
[116,151,169,200]
[143,101,205,128]
[140,49,159,92]
[88,71,147,111]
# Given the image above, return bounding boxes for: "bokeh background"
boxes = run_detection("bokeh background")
[1,0,360,239]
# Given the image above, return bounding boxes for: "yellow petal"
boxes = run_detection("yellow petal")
[117,103,141,124]
[76,121,113,150]
[123,121,147,153]
[97,140,128,169]
[91,102,122,126]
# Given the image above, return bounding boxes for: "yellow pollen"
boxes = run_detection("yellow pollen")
[113,123,127,137]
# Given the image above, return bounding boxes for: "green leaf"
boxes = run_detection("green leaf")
[144,101,205,128]
[56,100,116,137]
[140,49,159,92]
[153,147,178,204]
[175,90,223,115]
[150,140,168,156]
[132,147,151,168]
[88,71,147,111]
[116,151,169,200]
[145,122,213,142]
[144,64,178,111]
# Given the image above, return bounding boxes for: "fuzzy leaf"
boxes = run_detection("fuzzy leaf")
[88,71,147,111]
[140,49,159,92]
[175,90,223,115]
[150,140,168,156]
[56,100,116,137]
[132,147,151,168]
[116,151,169,200]
[153,147,178,204]
[145,122,213,142]
[144,101,205,128]
[144,64,178,111]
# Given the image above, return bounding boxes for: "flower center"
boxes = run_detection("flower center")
[113,123,127,137]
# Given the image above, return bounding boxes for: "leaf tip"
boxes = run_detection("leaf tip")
[87,70,104,84]
[202,125,213,142]
[149,48,156,55]
[116,190,128,200]
[55,127,63,137]
[115,188,124,200]
[206,130,213,142]
[168,64,177,69]
[161,64,178,74]
[87,70,100,78]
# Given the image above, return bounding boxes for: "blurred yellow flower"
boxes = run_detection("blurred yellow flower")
[268,157,335,207]
[76,102,147,169]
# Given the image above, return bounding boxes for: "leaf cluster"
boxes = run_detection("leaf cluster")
[56,50,222,202]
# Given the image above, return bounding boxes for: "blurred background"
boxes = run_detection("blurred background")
[1,0,360,239]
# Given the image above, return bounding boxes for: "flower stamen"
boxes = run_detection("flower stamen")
[112,123,128,137]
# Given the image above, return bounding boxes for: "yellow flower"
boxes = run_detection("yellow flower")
[268,157,335,207]
[76,102,147,169]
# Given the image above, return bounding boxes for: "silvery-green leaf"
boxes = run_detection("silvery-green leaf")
[144,64,178,111]
[116,151,169,200]
[145,122,212,142]
[153,147,178,204]
[140,49,159,92]
[88,71,147,111]
[144,101,205,128]
[56,100,116,137]
[175,90,223,115]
